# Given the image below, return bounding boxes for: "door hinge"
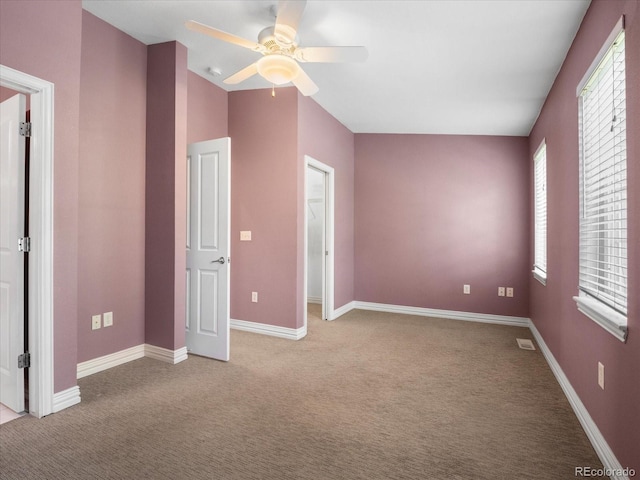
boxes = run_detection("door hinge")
[18,237,31,252]
[18,352,31,369]
[19,121,32,137]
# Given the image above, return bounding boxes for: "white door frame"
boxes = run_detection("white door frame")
[1,65,55,418]
[304,156,335,327]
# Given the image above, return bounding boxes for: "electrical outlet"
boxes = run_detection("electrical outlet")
[240,231,252,241]
[92,314,101,330]
[251,291,258,303]
[463,284,470,294]
[498,287,506,297]
[598,362,605,390]
[506,287,514,298]
[103,311,113,327]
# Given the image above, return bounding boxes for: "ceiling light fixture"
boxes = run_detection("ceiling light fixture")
[256,54,300,85]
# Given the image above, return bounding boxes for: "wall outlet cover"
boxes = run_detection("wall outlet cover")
[91,314,101,330]
[240,231,252,241]
[103,311,113,327]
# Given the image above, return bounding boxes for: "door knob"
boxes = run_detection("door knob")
[211,257,225,264]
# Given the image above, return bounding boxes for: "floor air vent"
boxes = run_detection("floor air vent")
[517,338,536,351]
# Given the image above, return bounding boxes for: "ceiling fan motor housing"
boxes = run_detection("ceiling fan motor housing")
[258,26,299,54]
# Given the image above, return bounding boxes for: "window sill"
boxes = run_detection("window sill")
[573,295,628,342]
[532,269,547,286]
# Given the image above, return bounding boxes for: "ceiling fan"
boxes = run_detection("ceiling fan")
[186,0,368,96]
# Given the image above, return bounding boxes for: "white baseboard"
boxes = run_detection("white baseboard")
[52,386,81,413]
[354,301,530,327]
[331,301,355,320]
[231,318,307,340]
[77,344,145,379]
[67,344,187,414]
[77,343,186,381]
[307,296,322,304]
[529,322,629,480]
[145,344,188,364]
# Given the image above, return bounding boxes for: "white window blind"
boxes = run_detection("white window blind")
[533,143,547,281]
[578,29,627,318]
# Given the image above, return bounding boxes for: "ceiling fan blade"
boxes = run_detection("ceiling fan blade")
[223,63,259,85]
[185,20,264,52]
[291,66,318,96]
[274,0,307,39]
[296,46,369,63]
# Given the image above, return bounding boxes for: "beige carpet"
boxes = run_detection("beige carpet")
[0,306,604,479]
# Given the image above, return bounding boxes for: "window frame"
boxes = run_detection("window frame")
[573,16,628,342]
[532,140,547,285]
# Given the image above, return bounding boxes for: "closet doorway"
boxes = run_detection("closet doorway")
[304,156,334,325]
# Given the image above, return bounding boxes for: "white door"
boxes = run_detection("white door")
[186,138,231,361]
[0,94,26,412]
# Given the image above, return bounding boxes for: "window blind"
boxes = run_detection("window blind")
[578,30,627,316]
[533,144,547,277]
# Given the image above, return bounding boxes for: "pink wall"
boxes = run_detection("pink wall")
[298,94,355,319]
[144,42,188,350]
[0,0,82,392]
[228,88,300,329]
[228,89,356,330]
[354,134,530,318]
[77,12,147,363]
[187,71,228,143]
[528,0,640,470]
[0,86,17,102]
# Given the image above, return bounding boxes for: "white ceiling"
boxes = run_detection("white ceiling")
[82,0,590,136]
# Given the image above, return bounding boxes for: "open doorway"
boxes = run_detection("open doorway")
[1,65,56,419]
[304,156,335,329]
[306,166,324,307]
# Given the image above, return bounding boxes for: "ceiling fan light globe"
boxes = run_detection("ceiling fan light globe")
[257,55,300,85]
